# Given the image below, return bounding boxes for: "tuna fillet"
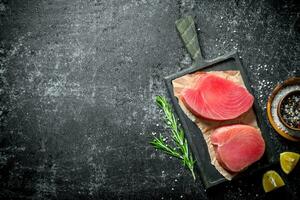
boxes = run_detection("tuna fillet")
[181,74,254,120]
[210,124,265,172]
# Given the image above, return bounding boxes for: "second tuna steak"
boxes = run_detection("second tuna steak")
[210,124,265,172]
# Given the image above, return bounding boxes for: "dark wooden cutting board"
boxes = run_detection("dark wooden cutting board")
[164,16,276,189]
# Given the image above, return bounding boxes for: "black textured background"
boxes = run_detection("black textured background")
[0,0,299,199]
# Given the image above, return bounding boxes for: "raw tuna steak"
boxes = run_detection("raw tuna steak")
[181,74,254,120]
[210,124,265,172]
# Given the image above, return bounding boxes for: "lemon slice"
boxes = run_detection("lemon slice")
[280,152,300,174]
[262,170,285,193]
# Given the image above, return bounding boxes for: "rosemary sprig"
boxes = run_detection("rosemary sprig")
[150,96,196,180]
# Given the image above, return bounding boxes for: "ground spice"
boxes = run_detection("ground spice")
[279,91,300,129]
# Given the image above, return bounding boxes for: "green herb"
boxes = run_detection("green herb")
[150,96,196,180]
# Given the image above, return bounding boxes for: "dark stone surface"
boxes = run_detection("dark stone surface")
[0,0,299,199]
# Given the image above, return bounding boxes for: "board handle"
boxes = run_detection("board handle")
[175,16,204,64]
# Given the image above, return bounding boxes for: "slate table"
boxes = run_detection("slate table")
[0,0,299,199]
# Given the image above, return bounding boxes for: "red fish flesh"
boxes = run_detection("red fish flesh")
[181,74,254,120]
[210,124,265,172]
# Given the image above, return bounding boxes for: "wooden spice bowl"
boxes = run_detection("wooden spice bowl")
[267,77,300,141]
[277,90,300,132]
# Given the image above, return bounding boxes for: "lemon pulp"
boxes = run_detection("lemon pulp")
[280,152,300,174]
[262,170,285,193]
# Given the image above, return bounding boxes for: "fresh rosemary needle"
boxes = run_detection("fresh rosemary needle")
[150,96,196,180]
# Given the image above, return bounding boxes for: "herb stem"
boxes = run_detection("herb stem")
[150,96,196,180]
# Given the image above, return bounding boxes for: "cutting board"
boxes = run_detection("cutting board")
[164,16,276,189]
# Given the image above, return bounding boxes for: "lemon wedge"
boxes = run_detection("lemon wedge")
[280,152,300,174]
[262,170,285,193]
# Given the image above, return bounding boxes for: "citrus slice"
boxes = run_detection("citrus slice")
[262,170,285,193]
[280,152,300,174]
